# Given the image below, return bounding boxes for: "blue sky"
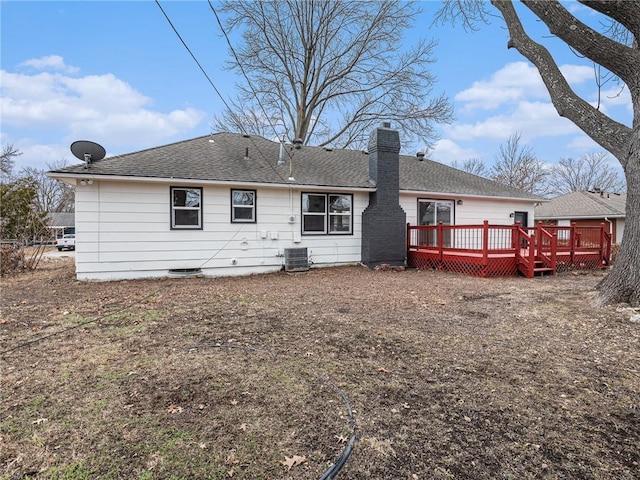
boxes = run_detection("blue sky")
[0,1,632,174]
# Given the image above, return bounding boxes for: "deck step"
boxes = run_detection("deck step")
[533,267,555,276]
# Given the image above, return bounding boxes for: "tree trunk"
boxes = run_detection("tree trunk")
[489,0,640,306]
[596,129,640,307]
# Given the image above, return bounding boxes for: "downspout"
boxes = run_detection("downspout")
[604,216,613,242]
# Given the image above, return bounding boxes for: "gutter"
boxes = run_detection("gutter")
[400,190,544,203]
[536,215,625,221]
[46,172,376,193]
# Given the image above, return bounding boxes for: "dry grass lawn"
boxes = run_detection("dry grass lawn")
[1,256,639,479]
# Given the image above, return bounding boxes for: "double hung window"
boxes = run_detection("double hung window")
[171,187,202,229]
[302,193,352,235]
[231,189,256,223]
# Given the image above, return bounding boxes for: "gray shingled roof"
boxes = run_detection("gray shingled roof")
[48,212,75,227]
[535,190,626,219]
[49,132,540,200]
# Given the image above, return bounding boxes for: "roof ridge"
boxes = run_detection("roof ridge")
[581,190,626,215]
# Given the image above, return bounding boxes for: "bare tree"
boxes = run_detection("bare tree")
[491,132,550,197]
[451,157,488,176]
[436,1,640,307]
[549,152,626,195]
[213,0,453,151]
[20,160,75,214]
[1,144,22,181]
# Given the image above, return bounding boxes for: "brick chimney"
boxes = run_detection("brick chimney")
[361,123,407,267]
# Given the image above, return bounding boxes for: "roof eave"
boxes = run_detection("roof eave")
[400,189,544,203]
[535,214,626,220]
[46,172,376,192]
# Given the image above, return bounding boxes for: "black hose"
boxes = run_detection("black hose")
[319,377,357,479]
[183,342,267,353]
[320,433,357,480]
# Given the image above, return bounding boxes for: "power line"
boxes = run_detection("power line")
[207,1,296,165]
[155,0,229,113]
[154,1,290,184]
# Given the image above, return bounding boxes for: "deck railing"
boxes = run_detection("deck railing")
[407,221,516,252]
[407,221,611,277]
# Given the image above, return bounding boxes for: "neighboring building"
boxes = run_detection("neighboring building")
[47,125,542,281]
[48,212,75,239]
[535,190,626,244]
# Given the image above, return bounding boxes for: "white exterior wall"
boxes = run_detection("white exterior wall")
[616,219,625,243]
[400,193,536,226]
[400,193,536,250]
[75,180,368,281]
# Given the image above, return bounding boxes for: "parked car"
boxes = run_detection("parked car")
[56,234,75,251]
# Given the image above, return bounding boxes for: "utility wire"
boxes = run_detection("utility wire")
[207,1,296,165]
[155,0,228,112]
[155,0,291,184]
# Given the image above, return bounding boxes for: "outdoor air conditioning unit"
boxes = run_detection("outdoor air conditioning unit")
[284,247,309,272]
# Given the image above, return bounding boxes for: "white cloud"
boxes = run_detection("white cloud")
[455,61,594,113]
[595,84,634,123]
[600,85,631,107]
[439,59,604,164]
[559,63,594,84]
[14,142,75,170]
[0,71,159,127]
[430,139,480,164]
[1,61,206,170]
[70,107,204,147]
[446,101,580,142]
[455,62,547,112]
[565,135,601,152]
[19,55,80,74]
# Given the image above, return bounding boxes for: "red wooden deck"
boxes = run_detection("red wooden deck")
[407,221,612,278]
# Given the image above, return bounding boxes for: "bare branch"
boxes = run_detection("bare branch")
[490,0,632,164]
[578,0,640,42]
[491,132,551,197]
[1,144,22,180]
[432,0,495,32]
[451,158,488,177]
[217,0,453,149]
[435,0,640,306]
[549,152,626,195]
[521,1,639,84]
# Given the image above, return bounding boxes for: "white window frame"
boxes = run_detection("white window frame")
[417,198,454,247]
[171,186,202,230]
[231,189,256,223]
[302,193,352,235]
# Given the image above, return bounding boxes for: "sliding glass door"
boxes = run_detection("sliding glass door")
[418,200,453,247]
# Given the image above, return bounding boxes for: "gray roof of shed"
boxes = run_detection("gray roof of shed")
[535,190,626,219]
[50,132,540,200]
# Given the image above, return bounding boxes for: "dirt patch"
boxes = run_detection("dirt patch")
[1,258,639,479]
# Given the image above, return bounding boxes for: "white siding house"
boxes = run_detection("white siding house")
[49,126,541,281]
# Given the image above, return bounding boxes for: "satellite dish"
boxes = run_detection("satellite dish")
[70,140,106,168]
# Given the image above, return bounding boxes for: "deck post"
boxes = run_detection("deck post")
[527,224,535,278]
[570,222,576,264]
[406,223,411,250]
[437,221,444,262]
[482,220,489,264]
[536,221,543,254]
[550,230,557,274]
